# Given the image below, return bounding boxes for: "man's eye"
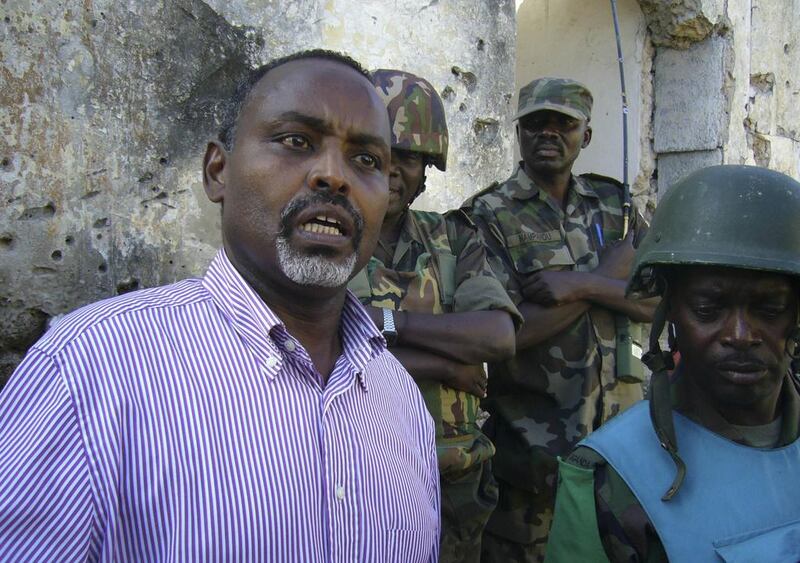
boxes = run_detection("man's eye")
[354,153,380,169]
[400,152,422,163]
[758,305,788,318]
[278,135,310,149]
[692,306,719,321]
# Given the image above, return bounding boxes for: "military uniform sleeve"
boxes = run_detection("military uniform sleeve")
[445,209,522,327]
[0,348,96,561]
[459,198,525,306]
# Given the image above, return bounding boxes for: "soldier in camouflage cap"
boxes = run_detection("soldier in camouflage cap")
[349,69,522,563]
[513,77,593,122]
[547,165,800,562]
[461,77,657,562]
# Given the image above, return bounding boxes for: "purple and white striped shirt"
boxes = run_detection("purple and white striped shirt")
[0,250,439,562]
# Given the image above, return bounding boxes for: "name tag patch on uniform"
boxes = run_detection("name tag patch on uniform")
[507,230,562,247]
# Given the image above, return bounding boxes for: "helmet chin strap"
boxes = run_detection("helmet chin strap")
[642,289,686,502]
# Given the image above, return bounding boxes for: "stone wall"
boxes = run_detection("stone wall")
[0,0,517,384]
[642,0,800,196]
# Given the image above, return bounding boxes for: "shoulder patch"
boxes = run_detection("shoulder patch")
[579,173,624,190]
[461,181,501,208]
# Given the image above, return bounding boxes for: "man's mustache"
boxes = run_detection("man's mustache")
[279,192,364,248]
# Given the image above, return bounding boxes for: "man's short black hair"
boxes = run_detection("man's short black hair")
[218,49,372,150]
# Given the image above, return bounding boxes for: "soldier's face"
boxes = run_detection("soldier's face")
[669,266,797,425]
[203,59,391,292]
[517,110,591,176]
[387,148,425,219]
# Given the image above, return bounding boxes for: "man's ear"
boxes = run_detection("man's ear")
[203,141,228,203]
[582,125,593,148]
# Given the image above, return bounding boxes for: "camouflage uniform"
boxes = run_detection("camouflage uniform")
[547,370,800,563]
[349,208,521,563]
[462,166,647,562]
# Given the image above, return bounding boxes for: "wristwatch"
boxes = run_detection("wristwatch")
[382,308,399,346]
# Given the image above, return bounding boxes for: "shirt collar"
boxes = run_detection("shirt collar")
[507,162,599,202]
[202,249,383,390]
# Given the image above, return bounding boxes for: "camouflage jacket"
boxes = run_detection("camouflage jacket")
[461,165,646,492]
[549,370,800,563]
[349,209,520,475]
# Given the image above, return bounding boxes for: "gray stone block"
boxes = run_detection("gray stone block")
[654,37,727,153]
[657,149,723,200]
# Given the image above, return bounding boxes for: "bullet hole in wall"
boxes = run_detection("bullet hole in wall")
[18,203,55,220]
[116,278,140,295]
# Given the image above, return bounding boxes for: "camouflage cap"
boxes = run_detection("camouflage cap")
[372,69,449,171]
[513,77,593,122]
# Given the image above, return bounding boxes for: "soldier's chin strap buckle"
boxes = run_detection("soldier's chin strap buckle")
[642,350,675,373]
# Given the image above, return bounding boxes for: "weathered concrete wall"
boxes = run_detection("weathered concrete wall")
[0,0,517,383]
[645,0,800,196]
[515,0,655,213]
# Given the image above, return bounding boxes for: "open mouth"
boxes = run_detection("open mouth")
[301,214,345,237]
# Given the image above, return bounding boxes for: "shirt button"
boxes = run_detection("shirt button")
[283,340,296,352]
[335,485,345,500]
[265,356,279,369]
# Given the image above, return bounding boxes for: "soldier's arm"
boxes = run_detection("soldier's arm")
[521,232,656,323]
[388,346,488,398]
[366,305,515,365]
[514,300,591,349]
[364,211,519,365]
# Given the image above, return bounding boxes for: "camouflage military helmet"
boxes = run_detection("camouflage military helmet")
[371,69,449,171]
[628,165,800,299]
[514,77,593,122]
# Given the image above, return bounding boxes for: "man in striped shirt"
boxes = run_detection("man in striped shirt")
[0,50,440,562]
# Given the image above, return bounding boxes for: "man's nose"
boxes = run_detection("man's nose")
[722,309,762,349]
[308,147,349,194]
[538,122,560,137]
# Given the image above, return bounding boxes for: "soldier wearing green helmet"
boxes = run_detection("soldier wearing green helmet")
[461,77,657,562]
[546,165,800,562]
[348,69,522,562]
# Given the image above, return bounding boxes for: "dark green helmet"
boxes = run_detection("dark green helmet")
[630,165,800,502]
[628,165,800,299]
[371,69,449,171]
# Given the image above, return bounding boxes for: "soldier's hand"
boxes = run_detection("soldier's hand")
[594,230,635,280]
[522,270,585,306]
[444,362,488,398]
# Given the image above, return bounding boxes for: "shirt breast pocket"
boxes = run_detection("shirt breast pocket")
[506,238,575,275]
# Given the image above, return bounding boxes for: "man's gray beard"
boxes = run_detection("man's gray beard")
[275,236,357,288]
